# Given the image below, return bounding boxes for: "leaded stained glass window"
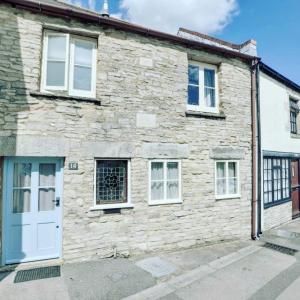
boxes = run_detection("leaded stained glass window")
[96,160,128,205]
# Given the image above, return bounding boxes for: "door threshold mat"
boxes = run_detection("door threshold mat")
[263,242,298,256]
[14,266,61,283]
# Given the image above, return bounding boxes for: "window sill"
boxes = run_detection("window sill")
[215,194,241,201]
[30,91,101,105]
[264,198,291,209]
[148,199,183,206]
[90,204,134,211]
[186,110,226,119]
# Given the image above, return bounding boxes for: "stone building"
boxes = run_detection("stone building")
[0,0,256,265]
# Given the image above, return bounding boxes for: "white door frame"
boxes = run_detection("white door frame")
[2,157,64,265]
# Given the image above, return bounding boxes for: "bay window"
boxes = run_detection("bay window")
[263,157,290,208]
[42,30,97,98]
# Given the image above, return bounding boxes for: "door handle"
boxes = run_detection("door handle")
[53,197,60,207]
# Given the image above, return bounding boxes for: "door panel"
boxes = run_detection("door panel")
[4,158,63,264]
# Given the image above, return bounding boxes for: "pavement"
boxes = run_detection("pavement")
[1,219,300,300]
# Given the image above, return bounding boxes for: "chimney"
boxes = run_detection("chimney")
[101,0,110,17]
[240,39,257,57]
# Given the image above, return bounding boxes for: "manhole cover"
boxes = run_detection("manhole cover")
[263,243,298,256]
[14,266,61,283]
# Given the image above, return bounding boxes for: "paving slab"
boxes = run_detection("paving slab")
[276,276,300,300]
[174,247,296,300]
[63,258,156,300]
[135,257,176,278]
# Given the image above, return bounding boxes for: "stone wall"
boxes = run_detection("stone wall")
[0,4,253,263]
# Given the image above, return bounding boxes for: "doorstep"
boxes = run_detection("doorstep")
[0,258,63,272]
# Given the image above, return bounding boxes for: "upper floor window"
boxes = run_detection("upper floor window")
[188,62,219,113]
[41,31,97,98]
[290,99,299,134]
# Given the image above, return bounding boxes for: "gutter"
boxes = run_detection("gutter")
[251,58,261,240]
[256,63,262,236]
[2,0,258,63]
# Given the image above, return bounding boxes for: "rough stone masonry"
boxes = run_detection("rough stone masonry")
[0,3,252,263]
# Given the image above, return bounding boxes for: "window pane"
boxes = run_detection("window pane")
[151,182,164,200]
[167,181,179,199]
[188,85,199,106]
[205,88,216,107]
[167,162,179,180]
[13,163,31,187]
[216,162,225,178]
[228,178,237,194]
[151,162,164,180]
[39,188,55,211]
[204,69,215,88]
[96,160,127,205]
[73,65,92,91]
[188,65,199,85]
[13,189,31,213]
[39,164,56,187]
[47,35,67,61]
[46,61,65,86]
[217,178,226,195]
[74,40,93,66]
[228,162,237,178]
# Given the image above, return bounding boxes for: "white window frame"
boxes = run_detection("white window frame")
[41,30,69,92]
[91,159,133,210]
[41,30,97,98]
[215,160,240,200]
[187,61,219,113]
[69,36,97,98]
[148,160,182,206]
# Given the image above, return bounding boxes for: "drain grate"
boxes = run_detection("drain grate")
[263,242,298,256]
[14,266,61,283]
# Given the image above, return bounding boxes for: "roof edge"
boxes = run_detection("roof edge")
[260,62,300,94]
[2,0,258,63]
[178,27,256,51]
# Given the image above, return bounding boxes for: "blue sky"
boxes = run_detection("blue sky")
[70,0,300,84]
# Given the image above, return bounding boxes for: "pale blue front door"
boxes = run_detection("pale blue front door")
[4,157,63,264]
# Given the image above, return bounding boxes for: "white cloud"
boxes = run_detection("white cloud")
[120,0,239,34]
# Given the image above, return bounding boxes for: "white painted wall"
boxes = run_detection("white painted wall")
[260,72,300,154]
[259,71,300,231]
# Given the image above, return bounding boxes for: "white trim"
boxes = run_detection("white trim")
[148,160,182,205]
[215,160,240,200]
[41,31,69,92]
[69,36,97,98]
[90,204,134,211]
[93,159,132,209]
[187,61,219,113]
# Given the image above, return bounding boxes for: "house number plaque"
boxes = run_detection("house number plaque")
[69,162,78,170]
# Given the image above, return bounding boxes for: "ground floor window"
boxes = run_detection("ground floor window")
[149,160,181,205]
[215,161,240,199]
[263,157,290,208]
[95,160,129,206]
